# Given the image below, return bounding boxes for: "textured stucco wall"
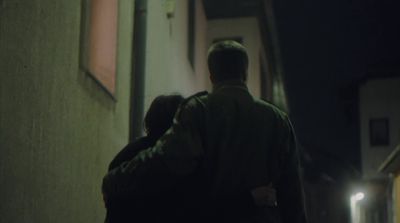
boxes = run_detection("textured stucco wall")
[0,0,134,222]
[143,0,209,113]
[360,77,400,179]
[207,17,263,98]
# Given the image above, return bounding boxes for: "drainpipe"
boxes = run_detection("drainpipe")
[130,0,147,141]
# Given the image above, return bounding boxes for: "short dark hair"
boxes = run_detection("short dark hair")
[207,40,248,82]
[144,94,184,138]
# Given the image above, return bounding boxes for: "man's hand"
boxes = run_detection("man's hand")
[251,183,277,207]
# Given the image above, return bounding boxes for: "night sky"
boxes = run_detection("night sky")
[272,0,400,174]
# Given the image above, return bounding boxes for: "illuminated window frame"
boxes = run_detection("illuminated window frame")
[80,0,118,98]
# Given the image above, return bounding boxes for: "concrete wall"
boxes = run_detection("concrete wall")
[143,0,209,112]
[207,17,263,98]
[360,77,400,179]
[0,0,134,222]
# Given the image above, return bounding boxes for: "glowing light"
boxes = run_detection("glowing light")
[351,192,365,201]
[350,192,365,223]
[354,192,365,201]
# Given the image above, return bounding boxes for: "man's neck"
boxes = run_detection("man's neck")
[212,79,247,92]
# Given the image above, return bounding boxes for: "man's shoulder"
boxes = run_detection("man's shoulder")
[174,91,208,120]
[253,98,289,119]
[181,91,209,107]
[108,136,154,170]
[189,91,209,100]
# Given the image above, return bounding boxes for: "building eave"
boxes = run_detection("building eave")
[202,0,261,19]
[378,144,400,174]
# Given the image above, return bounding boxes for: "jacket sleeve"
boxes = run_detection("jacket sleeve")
[102,97,205,199]
[276,116,308,223]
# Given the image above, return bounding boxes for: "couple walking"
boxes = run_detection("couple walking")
[102,40,308,223]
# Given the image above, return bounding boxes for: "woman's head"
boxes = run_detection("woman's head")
[144,94,184,138]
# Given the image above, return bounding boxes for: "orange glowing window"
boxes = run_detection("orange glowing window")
[84,0,118,96]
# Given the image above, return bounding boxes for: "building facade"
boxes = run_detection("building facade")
[0,0,285,222]
[352,75,400,223]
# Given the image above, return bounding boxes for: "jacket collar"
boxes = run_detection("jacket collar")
[212,79,248,92]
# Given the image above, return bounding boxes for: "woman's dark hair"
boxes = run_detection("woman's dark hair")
[207,40,248,82]
[144,94,184,139]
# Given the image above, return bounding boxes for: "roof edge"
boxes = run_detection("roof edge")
[379,144,400,174]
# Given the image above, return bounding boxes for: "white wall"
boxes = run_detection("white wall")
[207,17,263,98]
[360,77,400,179]
[0,0,134,222]
[144,0,209,112]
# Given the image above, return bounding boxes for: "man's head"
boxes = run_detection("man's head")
[207,40,249,84]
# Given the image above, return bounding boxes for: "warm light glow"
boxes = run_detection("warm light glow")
[88,0,118,95]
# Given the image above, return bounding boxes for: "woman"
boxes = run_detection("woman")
[105,94,184,223]
[108,94,185,171]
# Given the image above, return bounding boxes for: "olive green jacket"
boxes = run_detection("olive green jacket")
[103,80,307,223]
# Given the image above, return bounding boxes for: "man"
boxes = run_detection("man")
[103,41,307,223]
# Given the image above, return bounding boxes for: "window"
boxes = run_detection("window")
[370,118,390,146]
[81,0,118,97]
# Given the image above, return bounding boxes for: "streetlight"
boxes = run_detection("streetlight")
[353,192,365,201]
[350,192,365,223]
